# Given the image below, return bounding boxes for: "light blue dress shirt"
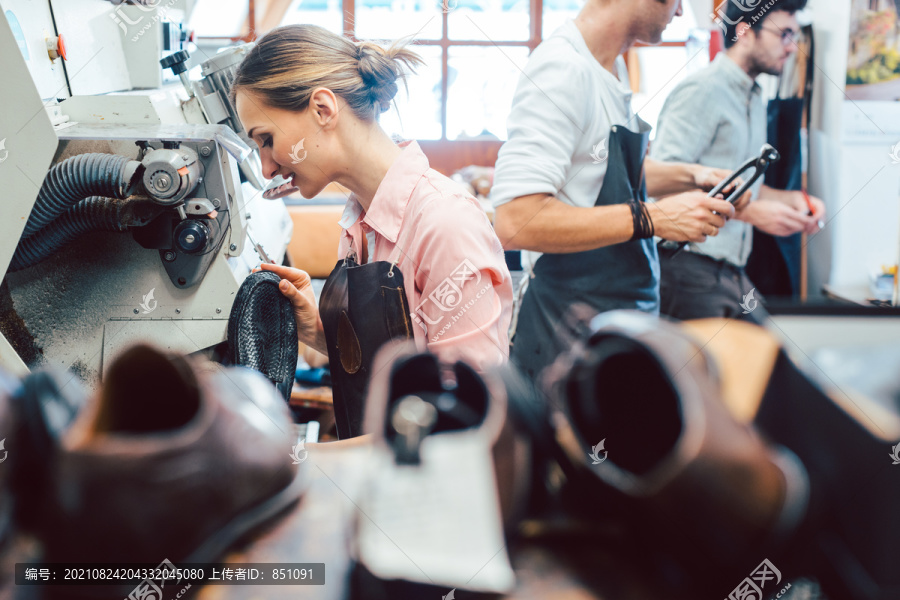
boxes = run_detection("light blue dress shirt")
[651,53,767,267]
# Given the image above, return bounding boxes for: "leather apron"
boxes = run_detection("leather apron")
[319,247,414,439]
[511,117,660,380]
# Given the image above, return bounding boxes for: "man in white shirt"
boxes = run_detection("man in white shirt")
[492,0,742,379]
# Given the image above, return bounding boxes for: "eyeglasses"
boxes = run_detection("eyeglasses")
[760,25,799,45]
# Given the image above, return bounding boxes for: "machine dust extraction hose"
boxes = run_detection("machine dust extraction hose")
[10,197,130,272]
[22,153,140,239]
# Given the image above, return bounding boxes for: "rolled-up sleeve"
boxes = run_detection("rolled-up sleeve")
[408,191,513,370]
[490,50,590,208]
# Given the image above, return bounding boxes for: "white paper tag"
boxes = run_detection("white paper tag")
[357,431,515,593]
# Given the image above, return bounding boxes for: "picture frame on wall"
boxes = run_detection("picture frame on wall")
[846,0,900,100]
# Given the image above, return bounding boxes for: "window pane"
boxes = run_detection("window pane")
[632,37,710,135]
[542,0,579,40]
[448,0,529,41]
[379,45,443,140]
[281,0,343,34]
[447,46,529,140]
[355,0,442,41]
[189,0,249,36]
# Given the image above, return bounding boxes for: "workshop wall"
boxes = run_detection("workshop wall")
[809,0,900,295]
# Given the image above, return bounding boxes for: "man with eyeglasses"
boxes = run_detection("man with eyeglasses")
[651,0,826,321]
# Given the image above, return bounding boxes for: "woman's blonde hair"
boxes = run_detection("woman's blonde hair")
[230,25,423,121]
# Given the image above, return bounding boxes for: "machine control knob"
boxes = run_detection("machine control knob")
[161,49,195,98]
[174,220,210,254]
[150,171,173,193]
[47,34,67,61]
[160,50,190,75]
[141,147,202,206]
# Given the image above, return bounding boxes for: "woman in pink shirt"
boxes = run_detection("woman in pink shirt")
[230,25,512,394]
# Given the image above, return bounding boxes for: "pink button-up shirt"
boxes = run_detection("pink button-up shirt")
[337,141,512,370]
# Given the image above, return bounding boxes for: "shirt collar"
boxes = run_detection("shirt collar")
[562,20,633,99]
[714,53,761,99]
[337,140,430,243]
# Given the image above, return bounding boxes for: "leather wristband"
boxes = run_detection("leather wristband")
[629,200,655,241]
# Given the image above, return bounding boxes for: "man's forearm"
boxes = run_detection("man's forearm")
[759,184,799,206]
[495,194,633,253]
[645,158,697,197]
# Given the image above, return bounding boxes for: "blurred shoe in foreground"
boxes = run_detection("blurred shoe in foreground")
[37,344,307,573]
[540,311,809,592]
[0,362,87,598]
[0,370,18,558]
[352,342,530,598]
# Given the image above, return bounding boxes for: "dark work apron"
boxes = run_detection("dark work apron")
[319,248,413,439]
[745,96,803,298]
[746,23,814,299]
[511,118,660,380]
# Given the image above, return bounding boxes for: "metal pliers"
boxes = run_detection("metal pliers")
[659,143,781,254]
[708,143,780,204]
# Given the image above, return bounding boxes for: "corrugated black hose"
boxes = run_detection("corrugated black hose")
[10,197,129,272]
[22,153,139,239]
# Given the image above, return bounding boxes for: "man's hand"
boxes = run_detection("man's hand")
[692,165,752,211]
[790,192,826,234]
[649,191,735,243]
[736,199,818,237]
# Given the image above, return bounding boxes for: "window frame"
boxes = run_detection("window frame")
[196,0,714,171]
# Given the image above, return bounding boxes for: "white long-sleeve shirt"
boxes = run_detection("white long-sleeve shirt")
[490,20,637,272]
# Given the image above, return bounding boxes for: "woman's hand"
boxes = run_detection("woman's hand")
[257,263,327,354]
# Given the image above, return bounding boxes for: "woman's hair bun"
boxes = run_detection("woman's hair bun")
[230,24,423,121]
[356,41,423,114]
[357,43,401,112]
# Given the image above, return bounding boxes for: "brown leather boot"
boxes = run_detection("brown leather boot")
[39,344,307,567]
[542,311,808,580]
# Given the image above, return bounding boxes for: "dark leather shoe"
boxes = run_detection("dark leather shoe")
[748,328,900,599]
[9,367,86,535]
[40,344,307,567]
[0,369,18,554]
[227,270,299,401]
[542,311,808,579]
[0,364,87,580]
